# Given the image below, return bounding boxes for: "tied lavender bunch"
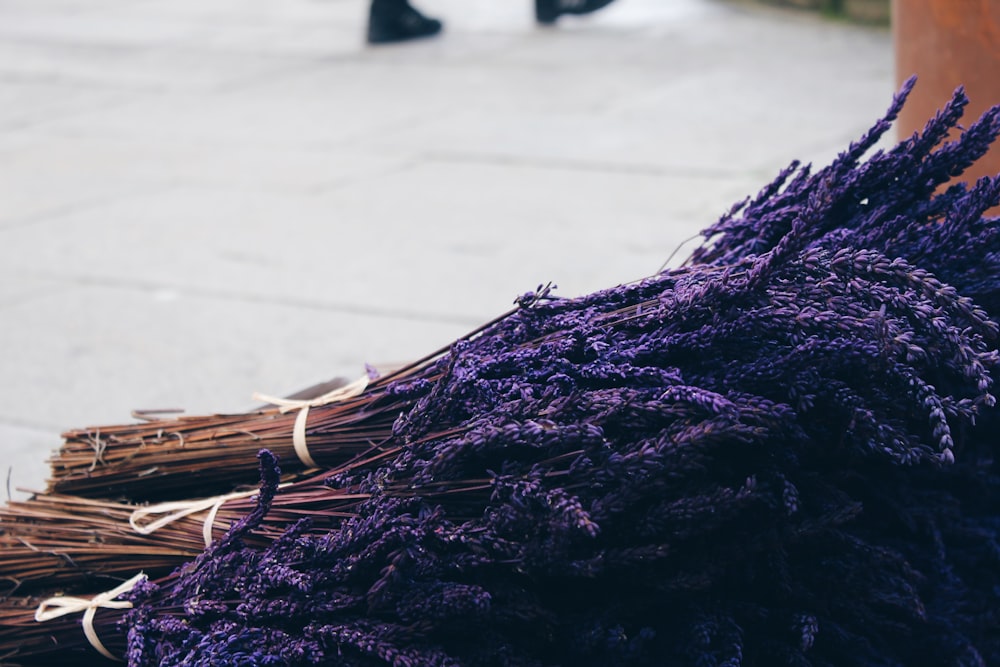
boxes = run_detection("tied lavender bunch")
[124,82,1000,667]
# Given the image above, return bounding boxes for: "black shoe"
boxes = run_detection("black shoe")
[367,0,443,44]
[535,0,617,25]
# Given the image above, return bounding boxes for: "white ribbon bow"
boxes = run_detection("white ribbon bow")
[252,375,370,468]
[35,572,147,661]
[129,486,288,547]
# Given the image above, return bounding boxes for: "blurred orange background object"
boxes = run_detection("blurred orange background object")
[893,0,1000,184]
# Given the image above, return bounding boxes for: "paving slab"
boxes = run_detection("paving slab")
[0,424,53,501]
[0,0,894,496]
[0,163,756,319]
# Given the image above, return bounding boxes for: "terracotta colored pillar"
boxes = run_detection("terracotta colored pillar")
[893,0,1000,183]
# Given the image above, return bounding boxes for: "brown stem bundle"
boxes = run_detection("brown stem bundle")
[1,471,377,594]
[50,390,400,501]
[0,592,123,665]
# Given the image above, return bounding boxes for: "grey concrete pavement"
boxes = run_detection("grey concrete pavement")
[0,0,892,499]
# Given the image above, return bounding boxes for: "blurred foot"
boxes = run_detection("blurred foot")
[535,0,617,24]
[367,0,443,44]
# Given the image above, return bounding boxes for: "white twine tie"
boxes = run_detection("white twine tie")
[129,484,291,548]
[252,375,370,469]
[35,572,146,662]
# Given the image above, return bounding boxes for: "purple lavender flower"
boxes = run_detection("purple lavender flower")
[122,82,1000,667]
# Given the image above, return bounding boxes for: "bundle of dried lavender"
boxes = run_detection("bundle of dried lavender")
[5,79,1000,666]
[122,82,1000,666]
